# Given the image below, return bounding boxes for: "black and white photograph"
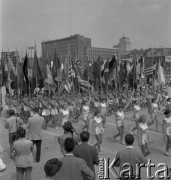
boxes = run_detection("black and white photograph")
[0,0,171,179]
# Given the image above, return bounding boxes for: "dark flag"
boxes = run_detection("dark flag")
[23,54,29,84]
[32,50,44,90]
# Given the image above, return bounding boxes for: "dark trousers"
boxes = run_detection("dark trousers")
[31,140,42,162]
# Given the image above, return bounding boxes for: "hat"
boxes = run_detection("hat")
[44,158,62,177]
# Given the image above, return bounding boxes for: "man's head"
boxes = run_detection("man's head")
[125,134,134,146]
[33,107,39,114]
[9,109,15,116]
[80,131,90,142]
[64,138,75,153]
[18,127,26,138]
[63,121,73,133]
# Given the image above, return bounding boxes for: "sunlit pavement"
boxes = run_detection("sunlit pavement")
[0,108,171,180]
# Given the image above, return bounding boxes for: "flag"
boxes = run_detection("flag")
[93,56,101,81]
[32,50,43,89]
[23,54,29,84]
[144,58,153,76]
[15,55,24,91]
[157,59,165,85]
[104,60,109,84]
[52,51,61,81]
[7,56,15,82]
[1,60,8,85]
[109,55,117,81]
[45,65,54,84]
[74,59,84,74]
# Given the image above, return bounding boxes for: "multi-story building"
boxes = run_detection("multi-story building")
[84,47,117,63]
[1,51,19,67]
[42,34,91,66]
[114,36,131,52]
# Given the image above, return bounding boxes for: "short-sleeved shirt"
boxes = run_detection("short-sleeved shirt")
[5,116,23,133]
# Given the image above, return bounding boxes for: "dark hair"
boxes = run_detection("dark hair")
[125,134,134,145]
[44,158,62,177]
[9,109,15,116]
[64,138,75,152]
[164,110,171,116]
[80,131,90,142]
[63,121,73,133]
[18,127,26,138]
[167,98,171,102]
[33,107,39,113]
[94,110,100,116]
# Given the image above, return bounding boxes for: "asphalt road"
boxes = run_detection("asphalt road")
[0,108,171,180]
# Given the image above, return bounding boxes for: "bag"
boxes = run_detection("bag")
[15,117,20,140]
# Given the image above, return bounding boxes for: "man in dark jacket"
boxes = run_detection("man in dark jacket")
[73,131,99,180]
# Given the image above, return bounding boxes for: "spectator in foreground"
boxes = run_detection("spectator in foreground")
[12,127,33,180]
[27,107,45,163]
[56,138,94,180]
[114,134,147,180]
[73,131,99,180]
[5,109,23,158]
[44,158,62,180]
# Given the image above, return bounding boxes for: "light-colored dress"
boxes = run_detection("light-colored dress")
[94,116,104,135]
[139,122,148,145]
[82,105,89,121]
[164,117,171,136]
[115,111,124,127]
[133,105,140,121]
[61,109,69,125]
[101,103,107,116]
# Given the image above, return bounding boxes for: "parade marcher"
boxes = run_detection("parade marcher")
[50,95,59,129]
[82,97,91,131]
[22,94,30,122]
[5,109,23,158]
[113,99,131,144]
[166,98,171,111]
[139,115,151,157]
[60,103,70,126]
[12,94,22,117]
[148,98,159,131]
[100,98,107,128]
[12,127,33,180]
[41,95,51,130]
[131,100,141,144]
[5,93,12,115]
[92,110,104,155]
[163,110,171,156]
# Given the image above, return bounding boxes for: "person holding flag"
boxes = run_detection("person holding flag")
[82,97,91,131]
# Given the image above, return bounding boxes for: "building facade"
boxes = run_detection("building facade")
[114,36,131,52]
[1,51,19,67]
[84,47,117,63]
[42,34,91,66]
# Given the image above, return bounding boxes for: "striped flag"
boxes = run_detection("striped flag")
[74,59,84,74]
[68,64,75,78]
[144,59,153,76]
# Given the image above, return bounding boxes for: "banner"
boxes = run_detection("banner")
[165,57,171,87]
[165,56,171,62]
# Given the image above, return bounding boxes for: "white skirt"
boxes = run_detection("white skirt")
[42,109,50,116]
[51,109,58,115]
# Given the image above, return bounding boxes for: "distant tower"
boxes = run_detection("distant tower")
[118,36,131,52]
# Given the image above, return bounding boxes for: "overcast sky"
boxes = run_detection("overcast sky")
[1,0,171,57]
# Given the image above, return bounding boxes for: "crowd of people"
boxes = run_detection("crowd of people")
[0,84,171,179]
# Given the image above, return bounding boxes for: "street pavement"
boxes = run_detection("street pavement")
[0,108,171,180]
